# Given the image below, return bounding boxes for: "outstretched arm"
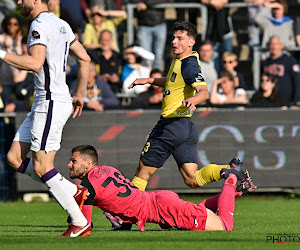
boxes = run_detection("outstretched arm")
[128,77,167,89]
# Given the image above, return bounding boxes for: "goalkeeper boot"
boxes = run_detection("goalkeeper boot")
[236,170,257,195]
[67,185,90,224]
[220,158,246,181]
[74,185,90,210]
[104,212,121,229]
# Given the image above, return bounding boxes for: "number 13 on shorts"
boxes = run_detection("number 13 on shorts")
[142,142,150,156]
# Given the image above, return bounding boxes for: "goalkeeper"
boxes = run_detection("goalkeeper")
[64,145,256,235]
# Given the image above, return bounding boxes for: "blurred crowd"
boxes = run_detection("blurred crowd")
[1,0,300,114]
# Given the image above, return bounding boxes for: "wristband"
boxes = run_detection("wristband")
[0,50,7,60]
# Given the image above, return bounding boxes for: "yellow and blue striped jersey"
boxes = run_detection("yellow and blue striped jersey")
[161,52,207,118]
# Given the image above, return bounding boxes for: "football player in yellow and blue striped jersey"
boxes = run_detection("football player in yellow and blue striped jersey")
[127,21,232,192]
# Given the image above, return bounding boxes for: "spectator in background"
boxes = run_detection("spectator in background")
[222,52,246,89]
[295,16,300,47]
[60,0,85,35]
[0,82,15,113]
[250,72,284,107]
[132,0,169,70]
[87,30,123,93]
[210,71,248,105]
[201,0,233,72]
[121,45,155,95]
[70,61,120,111]
[47,0,81,36]
[0,15,23,97]
[82,5,127,52]
[198,40,218,93]
[261,36,300,107]
[174,0,199,26]
[244,0,268,48]
[0,0,16,28]
[130,69,164,109]
[0,16,23,55]
[81,0,117,21]
[255,0,295,49]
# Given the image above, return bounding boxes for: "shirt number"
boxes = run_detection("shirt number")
[101,172,138,198]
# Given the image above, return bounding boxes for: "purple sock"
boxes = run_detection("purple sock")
[40,168,58,183]
[17,158,30,173]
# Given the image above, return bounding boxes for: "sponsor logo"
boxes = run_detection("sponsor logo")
[74,190,82,197]
[175,110,192,116]
[194,219,198,228]
[163,89,171,97]
[195,72,204,82]
[32,30,40,39]
[170,72,177,82]
[59,27,66,34]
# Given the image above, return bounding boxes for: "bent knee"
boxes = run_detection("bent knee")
[6,151,21,170]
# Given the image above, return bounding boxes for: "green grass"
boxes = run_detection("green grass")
[0,195,299,250]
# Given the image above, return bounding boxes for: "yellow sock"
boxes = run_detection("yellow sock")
[132,176,148,191]
[195,164,229,186]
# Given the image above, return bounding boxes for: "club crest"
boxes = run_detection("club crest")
[170,72,177,82]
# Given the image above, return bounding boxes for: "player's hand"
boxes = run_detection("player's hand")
[72,95,84,118]
[182,99,196,111]
[128,78,151,89]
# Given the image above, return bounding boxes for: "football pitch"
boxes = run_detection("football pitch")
[0,195,299,250]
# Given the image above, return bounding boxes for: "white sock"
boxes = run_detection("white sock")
[43,170,87,226]
[24,158,43,183]
[19,158,77,196]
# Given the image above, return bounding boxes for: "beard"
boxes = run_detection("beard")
[20,5,32,17]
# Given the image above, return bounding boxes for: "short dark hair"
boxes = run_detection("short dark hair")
[219,71,235,82]
[199,40,214,48]
[173,21,197,40]
[71,145,98,165]
[150,68,162,76]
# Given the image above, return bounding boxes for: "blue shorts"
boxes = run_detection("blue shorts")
[140,117,199,168]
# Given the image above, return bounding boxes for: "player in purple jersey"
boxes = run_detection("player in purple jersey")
[66,145,254,234]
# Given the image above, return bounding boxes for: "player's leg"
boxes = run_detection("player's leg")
[6,115,43,182]
[132,121,173,191]
[132,160,158,191]
[204,174,239,231]
[206,162,247,231]
[174,120,228,188]
[33,150,88,227]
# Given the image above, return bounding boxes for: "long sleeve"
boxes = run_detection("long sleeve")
[132,46,155,68]
[255,6,271,28]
